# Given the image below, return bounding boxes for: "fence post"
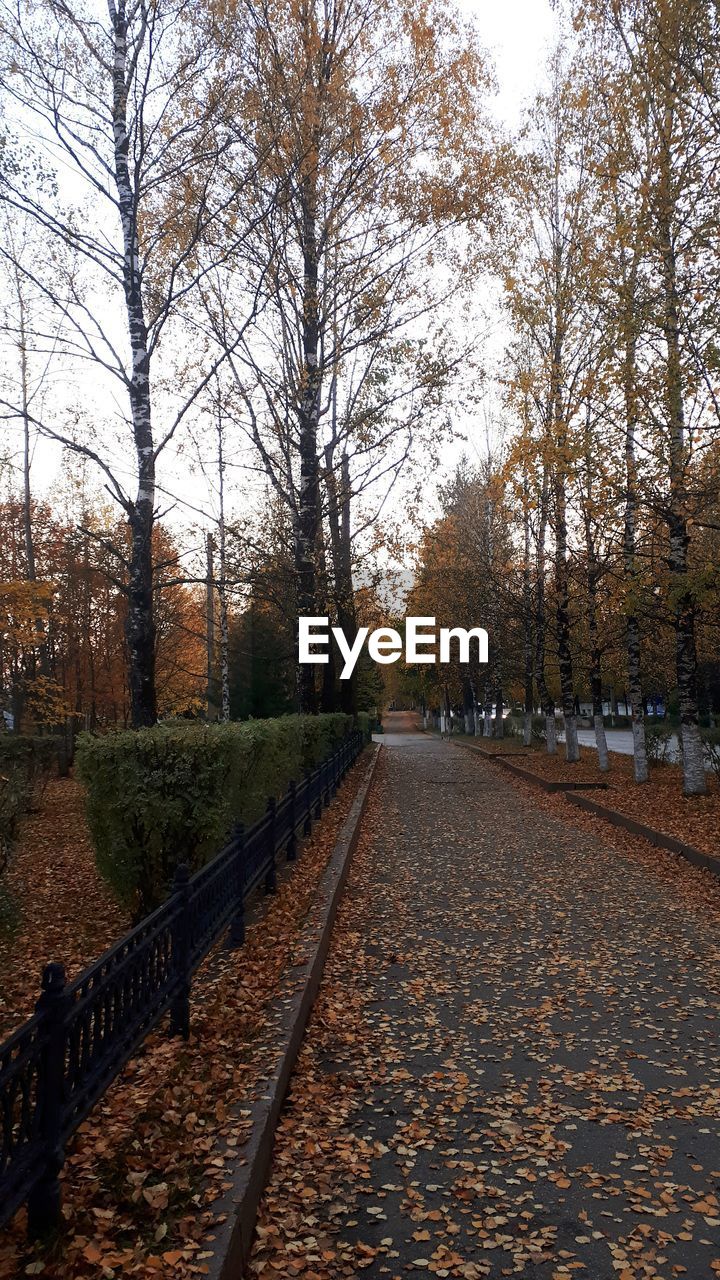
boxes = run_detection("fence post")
[287,780,297,861]
[228,823,246,947]
[304,768,313,836]
[264,797,277,894]
[170,863,191,1039]
[314,761,322,819]
[27,962,68,1240]
[331,746,338,797]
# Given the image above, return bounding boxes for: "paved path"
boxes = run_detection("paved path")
[250,714,720,1280]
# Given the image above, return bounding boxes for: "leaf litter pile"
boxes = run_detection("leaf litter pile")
[0,760,368,1279]
[250,731,720,1280]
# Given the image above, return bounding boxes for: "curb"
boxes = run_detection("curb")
[462,743,529,760]
[455,739,719,879]
[205,742,382,1280]
[455,740,608,792]
[564,790,720,877]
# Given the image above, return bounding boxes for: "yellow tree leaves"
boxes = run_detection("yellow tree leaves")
[0,498,207,730]
[0,579,52,651]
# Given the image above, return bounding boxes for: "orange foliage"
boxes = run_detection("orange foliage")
[0,499,206,730]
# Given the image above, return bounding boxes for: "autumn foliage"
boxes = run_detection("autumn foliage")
[0,499,207,737]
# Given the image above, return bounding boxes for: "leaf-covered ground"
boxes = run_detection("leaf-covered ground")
[0,760,368,1279]
[458,736,720,863]
[250,716,720,1280]
[0,776,128,1039]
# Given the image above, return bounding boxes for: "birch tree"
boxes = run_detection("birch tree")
[0,0,260,725]
[589,47,656,782]
[589,0,720,793]
[205,0,495,712]
[503,55,603,762]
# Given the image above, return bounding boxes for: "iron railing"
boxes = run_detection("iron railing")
[0,729,366,1237]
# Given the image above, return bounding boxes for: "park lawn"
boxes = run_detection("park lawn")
[505,742,720,862]
[0,775,128,1040]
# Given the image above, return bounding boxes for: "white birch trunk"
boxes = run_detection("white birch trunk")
[593,713,609,772]
[632,719,648,783]
[494,696,504,738]
[523,712,532,747]
[219,585,230,723]
[217,418,230,722]
[112,5,157,726]
[546,714,557,755]
[564,713,579,764]
[681,722,706,796]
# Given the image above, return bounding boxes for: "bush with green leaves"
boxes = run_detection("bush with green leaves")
[645,721,676,766]
[0,772,24,879]
[530,714,549,743]
[0,735,59,875]
[356,711,374,741]
[505,715,524,739]
[702,726,720,783]
[0,735,58,801]
[76,714,355,916]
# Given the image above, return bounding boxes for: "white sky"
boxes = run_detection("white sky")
[463,0,556,127]
[3,0,558,548]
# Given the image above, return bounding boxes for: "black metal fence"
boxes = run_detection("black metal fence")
[0,729,366,1238]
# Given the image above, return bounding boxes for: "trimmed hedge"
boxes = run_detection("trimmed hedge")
[356,711,372,740]
[76,714,357,916]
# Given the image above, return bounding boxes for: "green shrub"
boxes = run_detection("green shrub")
[0,772,25,878]
[356,711,372,741]
[356,711,379,742]
[0,735,58,802]
[76,714,354,916]
[505,715,524,739]
[294,712,355,767]
[702,726,720,783]
[645,721,676,765]
[0,735,59,873]
[531,714,549,742]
